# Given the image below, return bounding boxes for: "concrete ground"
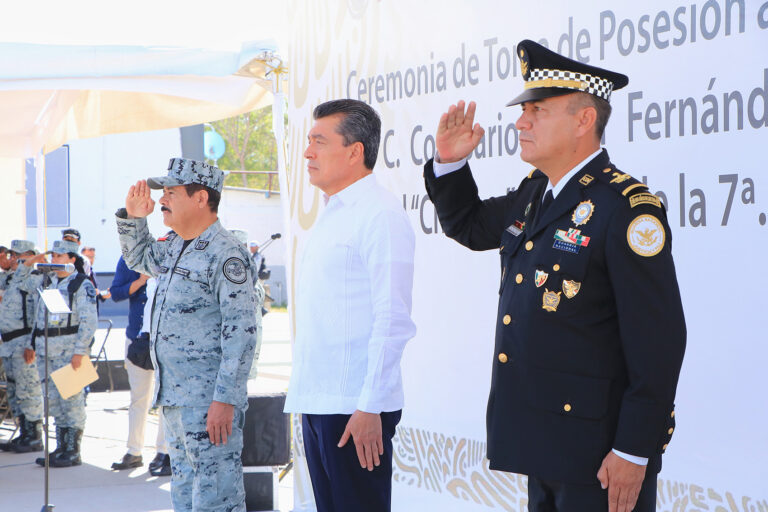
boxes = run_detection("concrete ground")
[0,311,293,512]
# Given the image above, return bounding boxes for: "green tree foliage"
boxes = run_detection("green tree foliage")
[206,105,281,191]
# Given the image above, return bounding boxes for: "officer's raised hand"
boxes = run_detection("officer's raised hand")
[435,100,486,163]
[125,180,156,218]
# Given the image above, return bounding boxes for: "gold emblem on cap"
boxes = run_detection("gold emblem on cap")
[562,280,581,299]
[627,215,665,257]
[542,289,561,312]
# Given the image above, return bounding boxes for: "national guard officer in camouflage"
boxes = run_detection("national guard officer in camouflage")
[18,240,98,467]
[424,40,686,512]
[0,240,44,453]
[116,158,261,512]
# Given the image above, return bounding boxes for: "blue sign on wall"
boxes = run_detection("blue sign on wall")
[25,145,70,227]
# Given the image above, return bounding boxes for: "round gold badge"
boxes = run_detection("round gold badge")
[627,215,665,257]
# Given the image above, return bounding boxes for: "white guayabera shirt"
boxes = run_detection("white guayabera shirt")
[285,173,417,415]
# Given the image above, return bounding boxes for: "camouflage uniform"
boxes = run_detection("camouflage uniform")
[0,241,43,424]
[21,249,98,431]
[116,158,261,512]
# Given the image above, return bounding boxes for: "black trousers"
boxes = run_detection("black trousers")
[302,411,401,512]
[528,472,657,511]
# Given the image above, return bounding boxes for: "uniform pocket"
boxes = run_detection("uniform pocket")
[526,366,611,420]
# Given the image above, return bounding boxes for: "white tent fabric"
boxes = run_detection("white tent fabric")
[0,40,286,250]
[0,40,280,158]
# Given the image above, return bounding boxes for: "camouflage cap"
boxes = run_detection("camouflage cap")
[51,240,80,255]
[147,158,224,193]
[229,229,248,246]
[10,239,36,254]
[61,228,81,241]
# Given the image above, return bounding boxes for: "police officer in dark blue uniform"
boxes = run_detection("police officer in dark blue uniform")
[423,40,686,512]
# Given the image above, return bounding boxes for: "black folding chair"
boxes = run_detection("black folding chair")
[89,319,113,392]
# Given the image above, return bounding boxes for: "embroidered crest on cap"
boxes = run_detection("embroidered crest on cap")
[627,214,665,257]
[223,257,248,284]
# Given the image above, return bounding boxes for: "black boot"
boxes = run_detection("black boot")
[52,428,82,467]
[13,417,43,453]
[0,414,25,452]
[149,453,171,476]
[36,426,65,466]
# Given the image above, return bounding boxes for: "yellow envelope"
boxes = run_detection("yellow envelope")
[50,357,99,400]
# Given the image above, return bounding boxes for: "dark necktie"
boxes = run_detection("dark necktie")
[537,189,554,225]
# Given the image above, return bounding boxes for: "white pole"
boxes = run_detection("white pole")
[34,151,47,252]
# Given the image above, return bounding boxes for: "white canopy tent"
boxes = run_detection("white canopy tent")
[0,40,287,250]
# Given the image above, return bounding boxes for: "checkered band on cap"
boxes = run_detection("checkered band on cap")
[526,68,615,101]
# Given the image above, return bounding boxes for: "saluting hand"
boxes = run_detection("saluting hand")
[126,180,156,218]
[338,410,383,471]
[435,100,486,163]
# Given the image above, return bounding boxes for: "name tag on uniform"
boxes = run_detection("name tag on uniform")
[173,267,190,277]
[505,220,526,237]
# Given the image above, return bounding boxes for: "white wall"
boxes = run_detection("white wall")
[0,158,27,244]
[219,188,286,267]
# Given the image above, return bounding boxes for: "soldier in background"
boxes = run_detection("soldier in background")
[19,240,98,468]
[116,158,261,512]
[0,240,44,453]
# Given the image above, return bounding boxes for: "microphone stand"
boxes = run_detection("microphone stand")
[41,306,53,512]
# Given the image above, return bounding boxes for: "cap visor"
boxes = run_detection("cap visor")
[147,176,185,189]
[506,87,577,106]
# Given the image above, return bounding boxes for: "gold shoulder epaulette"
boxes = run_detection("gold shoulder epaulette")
[596,166,658,207]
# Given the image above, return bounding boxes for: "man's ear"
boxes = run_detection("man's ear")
[576,106,598,138]
[197,189,210,209]
[348,141,365,166]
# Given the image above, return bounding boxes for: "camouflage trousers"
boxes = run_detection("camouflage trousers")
[163,405,246,512]
[36,350,86,429]
[0,342,43,420]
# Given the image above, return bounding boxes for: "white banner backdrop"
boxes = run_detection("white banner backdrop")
[284,1,768,510]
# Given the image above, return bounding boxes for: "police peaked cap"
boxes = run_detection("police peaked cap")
[507,39,629,106]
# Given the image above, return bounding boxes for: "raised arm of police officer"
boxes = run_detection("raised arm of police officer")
[125,179,156,218]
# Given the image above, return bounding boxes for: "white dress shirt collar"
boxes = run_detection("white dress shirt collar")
[545,148,603,200]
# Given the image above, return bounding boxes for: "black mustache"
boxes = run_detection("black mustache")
[161,206,171,213]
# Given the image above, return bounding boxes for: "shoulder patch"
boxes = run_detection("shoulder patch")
[158,231,177,242]
[629,192,662,209]
[222,257,248,284]
[627,214,665,257]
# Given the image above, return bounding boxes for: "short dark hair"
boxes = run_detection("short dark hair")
[569,92,612,139]
[184,183,221,213]
[313,99,381,170]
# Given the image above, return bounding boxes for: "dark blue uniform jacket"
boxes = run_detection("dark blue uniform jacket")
[424,149,686,484]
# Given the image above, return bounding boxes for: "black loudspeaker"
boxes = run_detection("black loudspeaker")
[241,393,291,466]
[243,470,276,512]
[89,360,130,392]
